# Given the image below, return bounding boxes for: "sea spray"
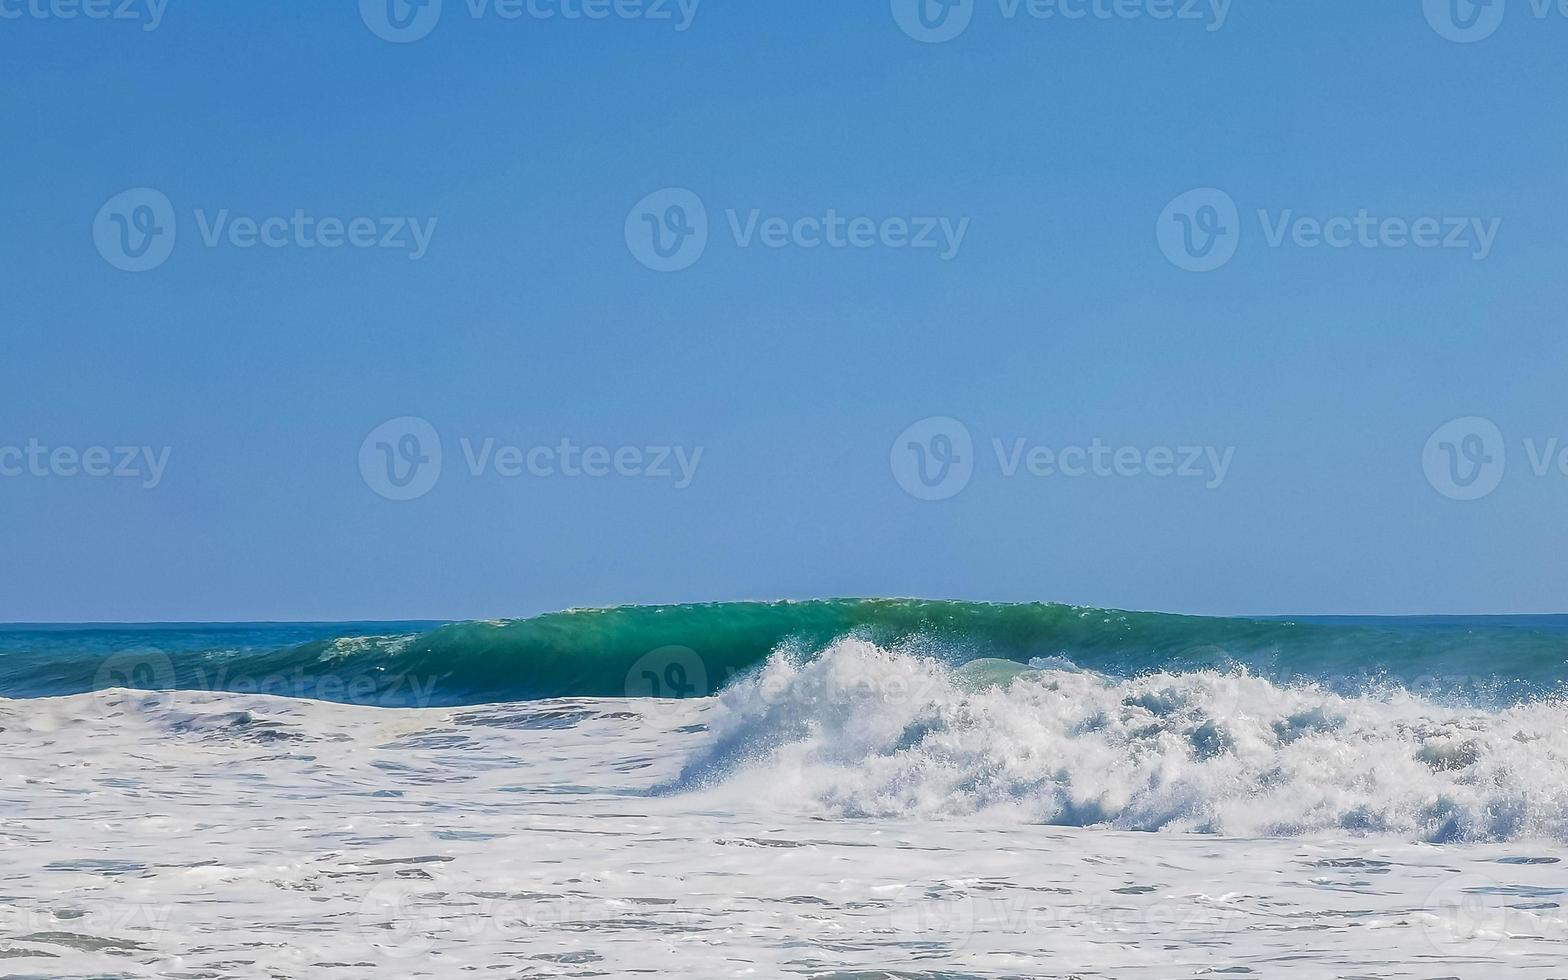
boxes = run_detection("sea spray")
[673,637,1568,842]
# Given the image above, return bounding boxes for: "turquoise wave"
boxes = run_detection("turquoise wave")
[1,600,1565,707]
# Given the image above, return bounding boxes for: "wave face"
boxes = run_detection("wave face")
[671,637,1568,843]
[1,600,1566,707]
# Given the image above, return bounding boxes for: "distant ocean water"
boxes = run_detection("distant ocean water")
[5,599,1567,706]
[4,601,1566,976]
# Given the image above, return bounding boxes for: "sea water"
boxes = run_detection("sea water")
[1,601,1565,977]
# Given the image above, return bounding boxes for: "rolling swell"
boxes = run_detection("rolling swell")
[1,600,1565,707]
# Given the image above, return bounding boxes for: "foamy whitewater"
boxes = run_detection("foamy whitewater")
[2,602,1566,977]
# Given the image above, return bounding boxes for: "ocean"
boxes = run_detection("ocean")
[2,600,1565,977]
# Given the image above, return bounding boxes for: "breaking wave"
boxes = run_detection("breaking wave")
[672,637,1568,843]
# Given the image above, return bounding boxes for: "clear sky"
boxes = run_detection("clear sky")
[3,1,1565,622]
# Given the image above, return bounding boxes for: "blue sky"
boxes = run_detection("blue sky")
[2,1,1566,621]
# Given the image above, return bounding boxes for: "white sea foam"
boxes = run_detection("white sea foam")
[2,664,1566,977]
[678,637,1568,842]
